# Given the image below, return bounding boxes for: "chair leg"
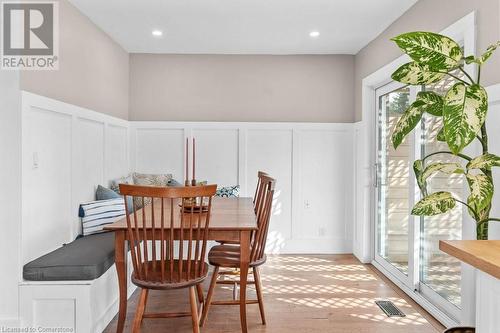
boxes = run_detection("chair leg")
[133,288,148,333]
[141,289,149,323]
[196,283,204,304]
[200,266,219,327]
[189,286,200,333]
[253,267,267,325]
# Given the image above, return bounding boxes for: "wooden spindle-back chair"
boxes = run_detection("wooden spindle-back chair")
[217,170,268,246]
[119,183,217,333]
[253,171,269,210]
[200,175,276,326]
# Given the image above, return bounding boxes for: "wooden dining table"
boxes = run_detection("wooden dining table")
[104,197,258,333]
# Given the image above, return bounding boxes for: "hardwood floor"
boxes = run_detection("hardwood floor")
[104,254,445,332]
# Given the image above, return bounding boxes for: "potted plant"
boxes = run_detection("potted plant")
[390,32,500,240]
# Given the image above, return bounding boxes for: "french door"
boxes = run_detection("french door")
[375,81,417,290]
[374,80,462,321]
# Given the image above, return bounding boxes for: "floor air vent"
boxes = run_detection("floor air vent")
[375,300,406,317]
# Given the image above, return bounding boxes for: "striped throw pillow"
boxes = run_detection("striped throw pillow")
[79,198,125,236]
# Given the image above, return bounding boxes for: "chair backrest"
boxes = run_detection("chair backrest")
[253,171,269,212]
[119,184,217,284]
[250,175,276,263]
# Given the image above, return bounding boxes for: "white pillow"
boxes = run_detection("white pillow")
[79,198,125,236]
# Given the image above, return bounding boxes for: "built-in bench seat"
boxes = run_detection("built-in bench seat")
[23,232,115,281]
[19,232,136,333]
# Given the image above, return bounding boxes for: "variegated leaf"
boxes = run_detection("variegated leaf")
[437,127,446,141]
[443,83,488,154]
[465,42,500,65]
[480,42,500,63]
[417,91,444,116]
[467,153,500,170]
[464,55,476,65]
[413,160,427,195]
[391,32,462,70]
[421,162,464,181]
[391,100,425,149]
[411,191,456,216]
[466,174,493,214]
[392,62,445,85]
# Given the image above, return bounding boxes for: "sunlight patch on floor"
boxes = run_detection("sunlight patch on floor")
[319,273,378,281]
[262,284,374,295]
[267,264,368,272]
[276,297,400,309]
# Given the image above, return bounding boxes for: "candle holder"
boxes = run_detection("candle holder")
[181,196,209,213]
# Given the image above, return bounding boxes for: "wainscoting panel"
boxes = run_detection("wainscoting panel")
[130,122,354,253]
[22,106,73,264]
[246,129,293,247]
[297,130,353,243]
[73,117,105,236]
[21,92,129,264]
[105,124,129,182]
[192,128,239,187]
[133,128,185,177]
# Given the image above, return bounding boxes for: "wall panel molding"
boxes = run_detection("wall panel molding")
[21,92,130,264]
[130,121,355,253]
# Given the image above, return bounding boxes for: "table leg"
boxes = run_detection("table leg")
[239,230,251,333]
[115,230,127,333]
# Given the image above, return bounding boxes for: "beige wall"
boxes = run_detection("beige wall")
[20,0,129,119]
[354,0,500,121]
[129,54,354,122]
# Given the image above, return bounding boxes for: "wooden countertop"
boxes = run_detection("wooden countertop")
[439,240,500,279]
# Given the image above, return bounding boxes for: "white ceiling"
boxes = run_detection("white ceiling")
[68,0,418,55]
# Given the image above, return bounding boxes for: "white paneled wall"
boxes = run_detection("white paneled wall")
[130,122,355,253]
[21,92,129,264]
[21,92,355,261]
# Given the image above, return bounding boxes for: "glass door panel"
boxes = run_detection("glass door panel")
[376,84,411,276]
[420,71,464,308]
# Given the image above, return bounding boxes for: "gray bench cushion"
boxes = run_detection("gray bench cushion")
[23,232,115,281]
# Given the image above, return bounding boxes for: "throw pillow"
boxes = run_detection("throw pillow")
[79,198,125,236]
[96,185,133,214]
[109,174,134,194]
[167,178,183,187]
[132,172,173,209]
[216,185,240,198]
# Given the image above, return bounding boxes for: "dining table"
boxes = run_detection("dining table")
[104,196,258,333]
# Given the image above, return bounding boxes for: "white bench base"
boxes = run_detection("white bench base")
[19,257,135,333]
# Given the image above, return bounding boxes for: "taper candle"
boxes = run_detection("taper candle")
[192,138,196,181]
[185,138,189,185]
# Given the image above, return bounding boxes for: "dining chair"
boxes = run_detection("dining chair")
[119,183,218,333]
[216,171,268,246]
[200,175,276,327]
[253,171,269,211]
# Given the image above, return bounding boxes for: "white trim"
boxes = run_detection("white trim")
[129,120,353,131]
[486,83,500,103]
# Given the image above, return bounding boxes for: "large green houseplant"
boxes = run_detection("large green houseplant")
[390,32,500,240]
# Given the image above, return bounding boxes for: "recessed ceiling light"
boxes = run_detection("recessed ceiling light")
[309,31,320,38]
[152,30,163,37]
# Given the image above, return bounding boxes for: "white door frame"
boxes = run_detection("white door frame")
[356,11,476,327]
